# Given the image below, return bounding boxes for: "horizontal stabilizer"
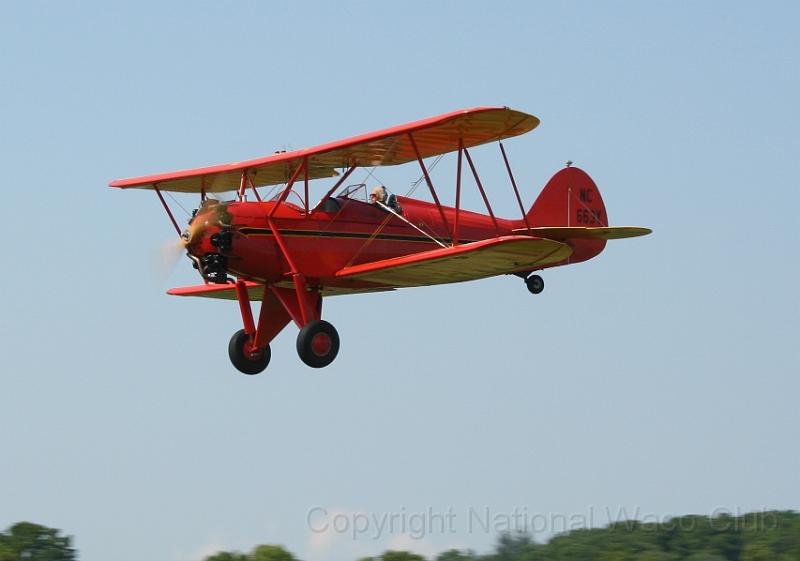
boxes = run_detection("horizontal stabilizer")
[336,236,571,288]
[512,226,652,240]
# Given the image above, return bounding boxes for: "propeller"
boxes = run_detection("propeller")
[153,199,233,281]
[154,237,186,280]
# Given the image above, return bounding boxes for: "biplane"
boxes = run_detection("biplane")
[110,107,650,374]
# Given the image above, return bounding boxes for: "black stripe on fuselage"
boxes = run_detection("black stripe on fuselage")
[238,227,474,244]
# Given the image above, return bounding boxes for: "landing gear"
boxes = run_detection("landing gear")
[228,329,271,375]
[228,278,341,373]
[525,274,544,295]
[296,320,340,368]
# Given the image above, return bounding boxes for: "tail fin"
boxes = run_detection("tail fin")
[524,166,608,264]
[526,166,608,228]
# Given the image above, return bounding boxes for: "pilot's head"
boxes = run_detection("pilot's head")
[370,185,387,204]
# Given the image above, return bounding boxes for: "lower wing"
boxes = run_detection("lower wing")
[335,235,571,288]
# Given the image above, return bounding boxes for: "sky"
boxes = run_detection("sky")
[1,1,798,560]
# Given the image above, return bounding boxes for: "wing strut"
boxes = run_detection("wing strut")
[236,170,263,202]
[499,142,531,231]
[454,140,463,245]
[268,159,307,218]
[154,185,181,236]
[463,147,500,236]
[311,165,357,213]
[247,171,263,202]
[237,171,247,201]
[303,162,309,213]
[408,133,450,234]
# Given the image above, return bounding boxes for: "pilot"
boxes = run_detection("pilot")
[369,185,388,205]
[370,185,402,214]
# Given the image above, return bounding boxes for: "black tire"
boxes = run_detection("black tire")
[296,320,340,368]
[526,274,545,295]
[228,329,270,375]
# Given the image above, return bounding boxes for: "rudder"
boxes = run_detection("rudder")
[526,166,608,228]
[524,166,608,264]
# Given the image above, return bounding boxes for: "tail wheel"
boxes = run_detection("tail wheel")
[228,329,270,375]
[526,274,545,295]
[296,320,340,368]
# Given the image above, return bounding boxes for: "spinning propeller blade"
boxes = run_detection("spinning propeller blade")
[153,199,232,281]
[154,238,186,280]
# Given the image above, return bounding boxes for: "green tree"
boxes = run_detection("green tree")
[205,511,800,561]
[741,543,773,561]
[634,551,676,561]
[491,533,537,561]
[0,522,75,561]
[436,549,477,561]
[250,544,296,561]
[203,552,248,561]
[380,551,426,561]
[0,543,17,561]
[683,553,726,561]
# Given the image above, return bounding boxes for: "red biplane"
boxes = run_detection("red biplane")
[110,107,650,374]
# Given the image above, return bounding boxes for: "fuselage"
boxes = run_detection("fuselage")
[187,194,605,290]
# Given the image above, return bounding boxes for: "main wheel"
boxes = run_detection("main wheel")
[526,274,545,295]
[296,320,340,368]
[228,329,270,375]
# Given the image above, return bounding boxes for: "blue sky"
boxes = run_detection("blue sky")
[1,2,798,561]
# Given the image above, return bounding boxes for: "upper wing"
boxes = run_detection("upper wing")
[512,226,652,240]
[335,236,571,288]
[110,107,538,193]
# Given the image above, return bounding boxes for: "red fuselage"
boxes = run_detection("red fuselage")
[187,194,605,291]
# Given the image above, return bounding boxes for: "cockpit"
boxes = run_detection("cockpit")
[310,183,369,213]
[261,182,402,215]
[316,183,402,214]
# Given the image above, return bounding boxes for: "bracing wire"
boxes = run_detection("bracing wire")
[376,202,446,248]
[166,191,191,217]
[405,154,444,197]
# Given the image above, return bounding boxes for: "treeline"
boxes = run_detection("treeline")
[0,522,75,561]
[2,511,798,560]
[474,510,800,561]
[205,511,800,561]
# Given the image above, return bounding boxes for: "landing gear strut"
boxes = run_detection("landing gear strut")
[525,274,544,295]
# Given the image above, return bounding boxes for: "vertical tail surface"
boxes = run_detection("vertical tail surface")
[526,166,608,227]
[525,166,608,264]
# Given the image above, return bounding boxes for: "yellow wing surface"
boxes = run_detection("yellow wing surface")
[110,107,538,193]
[335,236,571,288]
